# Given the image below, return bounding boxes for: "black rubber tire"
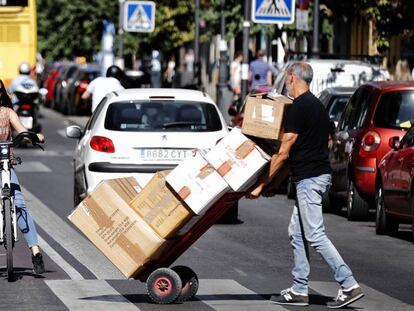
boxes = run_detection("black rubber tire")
[347,181,369,221]
[74,183,81,207]
[4,198,14,282]
[172,266,199,302]
[146,268,182,304]
[375,183,398,235]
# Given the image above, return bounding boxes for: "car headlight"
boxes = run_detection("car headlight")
[0,147,9,156]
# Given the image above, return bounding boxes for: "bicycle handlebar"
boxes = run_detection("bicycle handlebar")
[12,131,44,150]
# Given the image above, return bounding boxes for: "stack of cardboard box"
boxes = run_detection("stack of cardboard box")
[68,93,292,279]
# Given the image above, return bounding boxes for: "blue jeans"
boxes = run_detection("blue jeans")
[3,170,39,248]
[289,174,357,294]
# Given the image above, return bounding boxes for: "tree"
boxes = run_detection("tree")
[355,0,414,51]
[37,0,197,60]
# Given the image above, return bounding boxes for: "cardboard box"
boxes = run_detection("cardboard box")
[204,128,270,191]
[166,152,230,215]
[68,177,165,278]
[242,93,292,140]
[130,171,193,238]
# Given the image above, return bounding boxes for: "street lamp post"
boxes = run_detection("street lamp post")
[217,0,227,110]
[241,0,250,103]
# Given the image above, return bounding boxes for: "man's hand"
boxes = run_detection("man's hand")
[245,182,264,199]
[36,133,45,143]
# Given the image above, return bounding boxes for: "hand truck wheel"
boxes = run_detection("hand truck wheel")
[172,266,199,302]
[146,267,182,304]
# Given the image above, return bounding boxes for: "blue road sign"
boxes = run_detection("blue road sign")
[123,1,155,33]
[252,0,295,24]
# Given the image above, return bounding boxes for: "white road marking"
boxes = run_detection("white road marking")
[45,280,140,310]
[15,149,74,157]
[197,279,289,310]
[310,281,414,311]
[57,129,66,138]
[233,267,248,277]
[22,186,124,279]
[14,161,52,172]
[37,235,84,280]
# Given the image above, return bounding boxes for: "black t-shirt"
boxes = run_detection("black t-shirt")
[284,91,332,182]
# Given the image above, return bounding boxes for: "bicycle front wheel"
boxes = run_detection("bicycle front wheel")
[4,198,14,282]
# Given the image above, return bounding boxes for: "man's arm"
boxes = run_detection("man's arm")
[247,132,298,198]
[81,91,91,100]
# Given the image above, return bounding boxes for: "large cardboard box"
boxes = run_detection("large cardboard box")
[165,152,230,215]
[68,177,166,278]
[204,128,270,192]
[242,93,292,140]
[130,171,193,238]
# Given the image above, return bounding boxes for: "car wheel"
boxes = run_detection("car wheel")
[411,195,414,244]
[375,183,398,235]
[347,180,369,221]
[74,176,82,207]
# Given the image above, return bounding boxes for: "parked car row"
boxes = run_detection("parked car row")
[324,81,414,242]
[40,62,101,115]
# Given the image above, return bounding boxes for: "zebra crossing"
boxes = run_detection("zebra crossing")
[8,131,414,310]
[40,278,413,311]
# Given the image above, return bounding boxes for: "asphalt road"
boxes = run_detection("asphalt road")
[0,106,413,310]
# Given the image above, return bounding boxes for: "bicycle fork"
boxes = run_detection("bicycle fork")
[0,171,17,245]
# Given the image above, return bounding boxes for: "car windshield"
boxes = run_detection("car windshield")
[104,100,222,132]
[328,95,350,120]
[373,90,414,130]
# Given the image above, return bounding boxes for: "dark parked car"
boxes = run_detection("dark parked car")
[376,125,414,242]
[329,81,414,220]
[52,63,78,112]
[317,87,356,125]
[61,64,101,115]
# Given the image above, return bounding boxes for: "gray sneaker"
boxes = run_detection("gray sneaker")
[327,286,364,309]
[270,287,309,306]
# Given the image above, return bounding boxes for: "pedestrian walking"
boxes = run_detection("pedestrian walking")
[150,50,162,88]
[164,55,176,87]
[392,59,412,81]
[230,51,243,96]
[81,65,124,113]
[249,49,272,91]
[248,61,364,309]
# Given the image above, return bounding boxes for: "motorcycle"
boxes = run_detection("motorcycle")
[13,80,42,133]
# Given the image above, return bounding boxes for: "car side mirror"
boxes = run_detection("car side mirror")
[65,125,83,139]
[388,136,400,150]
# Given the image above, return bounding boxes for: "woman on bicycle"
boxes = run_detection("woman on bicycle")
[0,79,45,274]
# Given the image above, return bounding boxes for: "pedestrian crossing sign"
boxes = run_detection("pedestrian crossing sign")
[252,0,295,24]
[123,1,155,32]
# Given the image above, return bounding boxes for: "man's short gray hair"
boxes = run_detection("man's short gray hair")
[286,61,313,85]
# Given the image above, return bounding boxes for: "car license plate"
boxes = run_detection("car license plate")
[19,116,33,129]
[140,149,192,161]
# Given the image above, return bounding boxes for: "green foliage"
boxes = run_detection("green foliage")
[37,0,197,60]
[355,0,414,51]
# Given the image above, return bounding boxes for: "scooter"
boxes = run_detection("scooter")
[13,80,42,133]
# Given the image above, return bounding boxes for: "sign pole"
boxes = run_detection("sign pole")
[118,0,124,68]
[217,0,227,110]
[241,0,250,104]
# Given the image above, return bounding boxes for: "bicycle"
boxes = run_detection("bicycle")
[0,131,43,281]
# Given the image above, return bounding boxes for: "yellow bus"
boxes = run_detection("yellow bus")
[0,0,37,87]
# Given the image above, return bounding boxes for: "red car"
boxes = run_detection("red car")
[329,82,414,220]
[376,125,414,242]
